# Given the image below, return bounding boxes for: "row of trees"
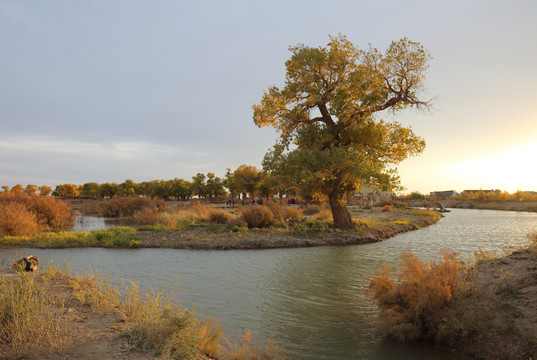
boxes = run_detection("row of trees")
[0,165,292,201]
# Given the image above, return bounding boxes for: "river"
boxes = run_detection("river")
[2,209,537,359]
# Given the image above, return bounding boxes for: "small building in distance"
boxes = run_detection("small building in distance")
[429,190,458,198]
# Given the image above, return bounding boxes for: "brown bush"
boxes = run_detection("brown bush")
[366,250,460,342]
[188,201,210,221]
[132,208,161,225]
[313,209,332,221]
[0,202,40,236]
[283,207,302,223]
[240,206,275,228]
[265,201,284,221]
[381,205,393,212]
[208,209,234,224]
[85,197,168,217]
[0,192,74,233]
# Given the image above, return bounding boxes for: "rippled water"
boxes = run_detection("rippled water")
[2,209,537,359]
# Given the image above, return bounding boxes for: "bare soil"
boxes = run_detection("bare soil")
[444,248,537,359]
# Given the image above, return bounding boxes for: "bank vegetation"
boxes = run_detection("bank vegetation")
[366,233,537,359]
[0,262,283,359]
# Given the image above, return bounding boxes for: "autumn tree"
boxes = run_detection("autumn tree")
[39,185,52,196]
[223,168,238,200]
[1,186,9,193]
[206,172,226,199]
[80,182,100,198]
[191,173,208,199]
[24,184,38,194]
[98,183,119,199]
[11,184,24,193]
[52,184,80,197]
[233,165,259,199]
[254,35,430,229]
[119,179,136,196]
[169,178,192,200]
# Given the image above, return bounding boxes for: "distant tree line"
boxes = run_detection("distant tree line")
[0,164,302,201]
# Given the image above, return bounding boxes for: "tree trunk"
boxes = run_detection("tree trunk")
[329,194,355,230]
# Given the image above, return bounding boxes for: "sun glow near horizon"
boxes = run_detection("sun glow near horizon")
[438,139,537,193]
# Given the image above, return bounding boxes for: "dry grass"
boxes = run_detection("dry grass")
[42,262,282,359]
[221,330,285,360]
[366,250,460,342]
[0,272,68,358]
[312,209,332,221]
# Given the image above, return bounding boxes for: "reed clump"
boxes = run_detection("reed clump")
[366,250,460,342]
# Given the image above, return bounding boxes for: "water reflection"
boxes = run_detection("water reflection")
[72,215,122,232]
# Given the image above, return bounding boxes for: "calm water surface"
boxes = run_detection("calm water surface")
[3,209,537,359]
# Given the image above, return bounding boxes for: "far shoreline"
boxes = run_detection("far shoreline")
[0,207,442,250]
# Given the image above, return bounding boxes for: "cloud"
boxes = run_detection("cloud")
[0,135,210,186]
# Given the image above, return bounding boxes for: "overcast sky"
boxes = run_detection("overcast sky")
[1,0,536,193]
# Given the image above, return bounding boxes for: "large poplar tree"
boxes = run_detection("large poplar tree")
[253,35,431,229]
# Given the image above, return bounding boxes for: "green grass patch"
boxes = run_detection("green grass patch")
[0,227,140,248]
[223,225,249,233]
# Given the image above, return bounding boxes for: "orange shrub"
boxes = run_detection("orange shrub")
[0,202,40,236]
[132,208,161,225]
[0,192,74,233]
[265,201,284,221]
[208,209,234,224]
[240,206,274,228]
[283,207,302,223]
[188,201,210,221]
[381,205,393,212]
[366,250,460,341]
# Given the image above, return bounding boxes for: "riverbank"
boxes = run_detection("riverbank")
[409,199,537,212]
[367,233,537,360]
[0,208,441,250]
[444,245,537,359]
[0,265,281,360]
